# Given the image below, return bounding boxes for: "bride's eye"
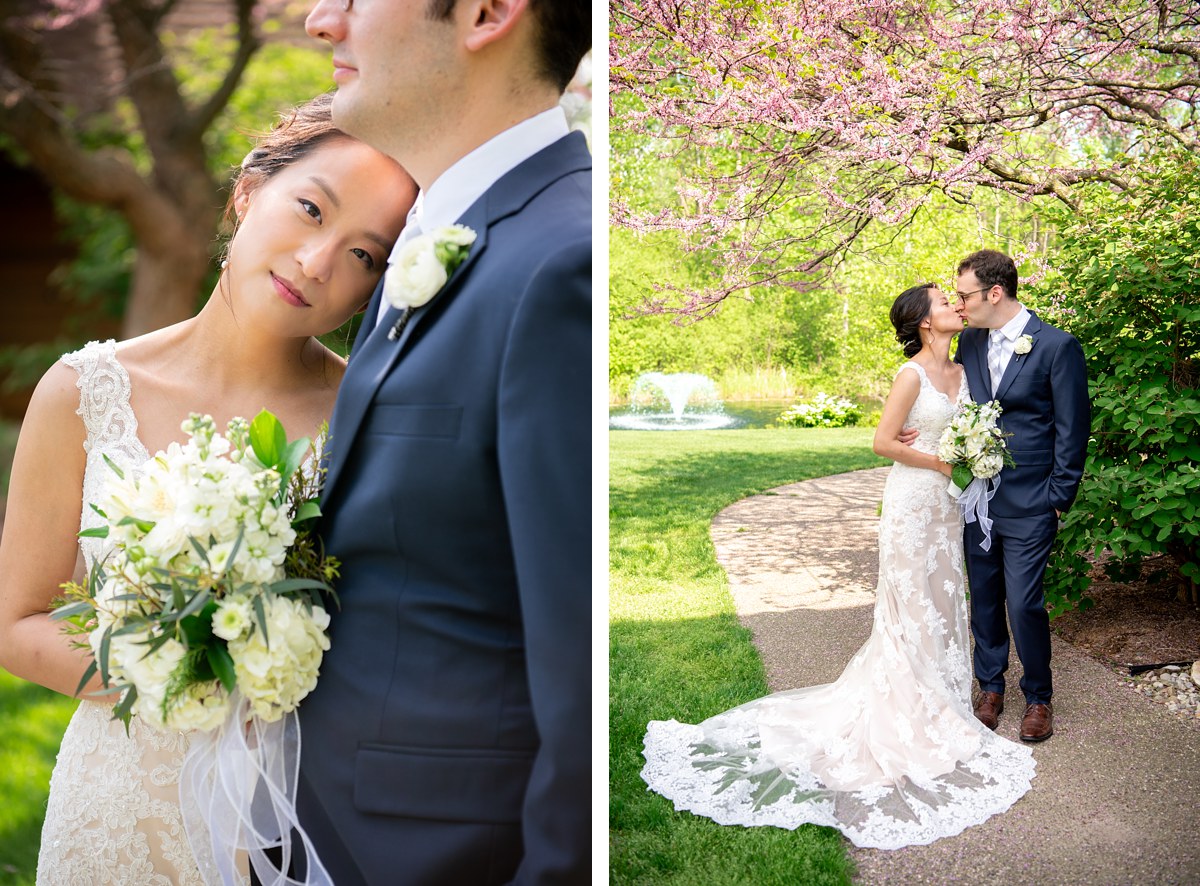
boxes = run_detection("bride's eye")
[351,247,375,270]
[299,199,322,222]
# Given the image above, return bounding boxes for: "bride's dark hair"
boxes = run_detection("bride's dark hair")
[891,283,934,358]
[221,92,345,231]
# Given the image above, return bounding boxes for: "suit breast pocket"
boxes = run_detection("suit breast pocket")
[1007,368,1048,392]
[364,404,462,439]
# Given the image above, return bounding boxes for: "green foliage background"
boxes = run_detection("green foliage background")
[1034,152,1200,613]
[609,91,1048,404]
[2,30,340,393]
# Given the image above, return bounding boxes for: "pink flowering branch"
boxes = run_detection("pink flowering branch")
[611,0,1200,314]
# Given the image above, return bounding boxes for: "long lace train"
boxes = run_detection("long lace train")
[641,362,1036,849]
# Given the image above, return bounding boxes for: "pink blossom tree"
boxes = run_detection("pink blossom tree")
[610,0,1200,314]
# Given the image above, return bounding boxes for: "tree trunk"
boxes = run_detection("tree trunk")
[122,231,213,338]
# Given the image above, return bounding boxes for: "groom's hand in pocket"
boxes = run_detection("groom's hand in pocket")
[897,427,919,447]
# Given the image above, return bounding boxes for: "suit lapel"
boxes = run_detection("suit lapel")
[963,330,990,403]
[376,198,491,378]
[994,313,1043,402]
[321,131,590,503]
[348,276,387,360]
[976,334,991,399]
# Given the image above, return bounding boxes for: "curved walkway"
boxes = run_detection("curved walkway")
[711,466,1200,885]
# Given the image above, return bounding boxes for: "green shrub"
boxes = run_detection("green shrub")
[777,393,862,428]
[1031,152,1200,616]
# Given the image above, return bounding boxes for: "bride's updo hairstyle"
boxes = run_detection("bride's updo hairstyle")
[890,283,935,358]
[221,91,345,233]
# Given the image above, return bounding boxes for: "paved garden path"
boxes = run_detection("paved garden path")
[711,466,1200,885]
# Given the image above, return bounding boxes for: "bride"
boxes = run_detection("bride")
[0,93,414,883]
[641,283,1037,849]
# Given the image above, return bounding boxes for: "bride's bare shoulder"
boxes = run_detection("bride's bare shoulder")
[110,322,189,370]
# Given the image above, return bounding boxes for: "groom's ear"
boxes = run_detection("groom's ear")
[462,0,531,52]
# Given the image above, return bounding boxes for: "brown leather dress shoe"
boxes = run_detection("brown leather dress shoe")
[973,691,1004,730]
[1020,702,1054,742]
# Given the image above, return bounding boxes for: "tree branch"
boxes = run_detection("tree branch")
[185,0,261,140]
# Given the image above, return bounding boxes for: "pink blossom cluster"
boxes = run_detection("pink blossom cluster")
[611,0,1200,313]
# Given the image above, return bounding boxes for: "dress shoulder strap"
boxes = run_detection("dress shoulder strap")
[60,339,138,457]
[895,361,927,383]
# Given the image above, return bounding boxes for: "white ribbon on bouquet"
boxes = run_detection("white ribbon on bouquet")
[180,692,332,886]
[949,474,1000,552]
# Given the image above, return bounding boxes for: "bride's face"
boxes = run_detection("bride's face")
[226,138,416,338]
[925,288,965,334]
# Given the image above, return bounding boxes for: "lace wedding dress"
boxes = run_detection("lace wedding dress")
[37,340,208,885]
[641,362,1037,849]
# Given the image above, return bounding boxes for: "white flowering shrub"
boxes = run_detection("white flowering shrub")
[777,393,863,428]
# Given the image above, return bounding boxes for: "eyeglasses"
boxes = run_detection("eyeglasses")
[955,287,991,303]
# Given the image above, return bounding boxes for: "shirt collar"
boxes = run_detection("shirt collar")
[391,106,569,260]
[996,304,1031,341]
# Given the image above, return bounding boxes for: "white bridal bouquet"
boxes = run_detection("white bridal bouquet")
[54,411,336,886]
[937,400,1015,551]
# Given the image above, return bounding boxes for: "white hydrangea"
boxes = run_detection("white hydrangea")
[974,451,1005,479]
[229,595,331,722]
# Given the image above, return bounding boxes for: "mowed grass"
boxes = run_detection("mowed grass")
[609,427,887,885]
[0,670,77,885]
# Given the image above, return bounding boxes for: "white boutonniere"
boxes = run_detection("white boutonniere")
[385,224,477,340]
[1013,334,1033,356]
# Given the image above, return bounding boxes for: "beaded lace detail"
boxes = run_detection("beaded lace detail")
[641,362,1037,849]
[37,340,207,885]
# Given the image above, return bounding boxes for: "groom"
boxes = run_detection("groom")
[294,1,591,883]
[952,249,1089,742]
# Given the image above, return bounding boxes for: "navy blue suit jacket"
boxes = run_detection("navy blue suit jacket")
[957,312,1089,518]
[296,132,591,885]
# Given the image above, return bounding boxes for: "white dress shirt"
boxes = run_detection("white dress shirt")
[377,107,570,324]
[987,304,1032,393]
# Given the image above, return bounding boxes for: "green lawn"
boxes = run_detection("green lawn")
[0,670,77,885]
[609,427,887,885]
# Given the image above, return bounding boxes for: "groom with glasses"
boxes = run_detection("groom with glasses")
[294,1,591,883]
[951,249,1089,743]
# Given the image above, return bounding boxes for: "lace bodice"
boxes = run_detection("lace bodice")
[641,361,1036,850]
[38,340,206,886]
[896,360,968,456]
[60,340,151,571]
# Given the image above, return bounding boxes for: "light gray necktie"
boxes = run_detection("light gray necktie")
[988,329,1005,396]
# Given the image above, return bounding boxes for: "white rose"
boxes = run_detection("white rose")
[1014,335,1033,355]
[384,234,448,310]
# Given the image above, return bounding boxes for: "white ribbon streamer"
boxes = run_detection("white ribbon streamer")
[953,474,1000,551]
[180,692,332,886]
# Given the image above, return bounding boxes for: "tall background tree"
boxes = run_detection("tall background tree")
[611,0,1200,315]
[0,0,315,338]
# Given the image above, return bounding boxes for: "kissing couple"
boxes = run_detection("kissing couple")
[642,249,1090,849]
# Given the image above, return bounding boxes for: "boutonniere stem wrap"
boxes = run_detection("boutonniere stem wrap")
[1013,334,1034,356]
[385,224,477,340]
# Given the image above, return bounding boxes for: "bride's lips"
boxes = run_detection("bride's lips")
[332,60,356,84]
[271,274,310,308]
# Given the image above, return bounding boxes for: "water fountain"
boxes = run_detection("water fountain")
[609,371,741,430]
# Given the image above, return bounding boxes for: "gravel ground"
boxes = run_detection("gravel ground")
[711,467,1200,886]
